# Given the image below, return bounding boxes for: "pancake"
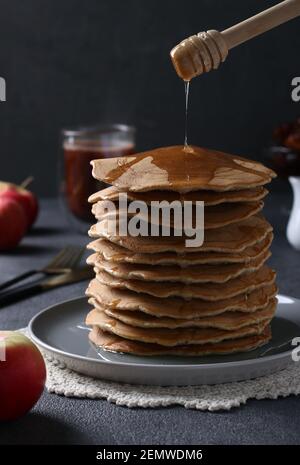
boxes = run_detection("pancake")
[86,309,270,346]
[89,215,273,254]
[87,249,271,284]
[87,232,273,266]
[89,325,271,356]
[86,279,278,318]
[89,185,268,206]
[94,266,276,300]
[94,298,277,330]
[92,200,264,230]
[91,145,276,192]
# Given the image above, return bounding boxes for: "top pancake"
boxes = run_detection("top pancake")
[91,146,276,193]
[89,185,268,206]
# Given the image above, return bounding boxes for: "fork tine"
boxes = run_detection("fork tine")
[43,246,84,272]
[45,248,70,270]
[52,246,77,269]
[66,247,84,269]
[54,247,75,269]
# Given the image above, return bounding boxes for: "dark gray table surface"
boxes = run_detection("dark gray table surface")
[0,194,300,445]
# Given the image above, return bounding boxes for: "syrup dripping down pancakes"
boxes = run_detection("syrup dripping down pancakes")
[86,145,277,356]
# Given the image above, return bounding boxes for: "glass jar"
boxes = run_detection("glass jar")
[60,124,136,233]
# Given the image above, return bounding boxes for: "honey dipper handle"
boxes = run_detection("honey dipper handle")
[222,0,300,49]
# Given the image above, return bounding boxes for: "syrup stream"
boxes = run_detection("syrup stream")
[184,81,190,151]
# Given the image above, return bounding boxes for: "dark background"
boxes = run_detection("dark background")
[0,0,299,196]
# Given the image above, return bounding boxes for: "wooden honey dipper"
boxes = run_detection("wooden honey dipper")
[171,0,300,81]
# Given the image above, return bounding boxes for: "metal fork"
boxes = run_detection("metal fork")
[0,246,85,292]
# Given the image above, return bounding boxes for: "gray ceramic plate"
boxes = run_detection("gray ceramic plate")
[28,294,300,385]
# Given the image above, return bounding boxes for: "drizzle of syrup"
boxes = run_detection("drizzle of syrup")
[91,145,275,193]
[184,81,190,151]
[183,82,194,154]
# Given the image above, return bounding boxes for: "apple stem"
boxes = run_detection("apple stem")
[20,176,34,189]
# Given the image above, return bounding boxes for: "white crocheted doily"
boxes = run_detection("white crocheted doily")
[43,351,300,411]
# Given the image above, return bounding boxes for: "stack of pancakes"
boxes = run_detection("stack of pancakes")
[86,145,277,356]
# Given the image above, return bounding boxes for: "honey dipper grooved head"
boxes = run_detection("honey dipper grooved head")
[170,30,228,81]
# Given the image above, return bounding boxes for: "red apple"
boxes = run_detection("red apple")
[0,181,39,229]
[0,197,27,250]
[0,331,46,421]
